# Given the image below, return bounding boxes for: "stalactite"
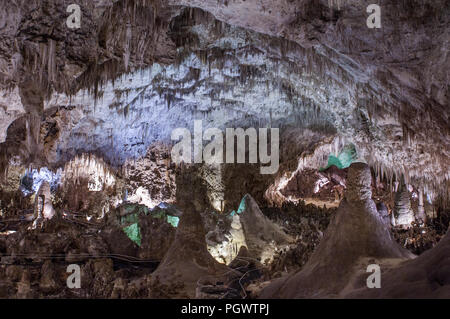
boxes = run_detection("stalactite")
[124,23,132,71]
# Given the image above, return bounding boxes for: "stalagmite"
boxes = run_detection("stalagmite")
[206,213,247,265]
[237,194,293,262]
[416,187,426,222]
[260,163,414,298]
[393,182,415,228]
[0,0,448,301]
[32,181,56,229]
[149,204,233,298]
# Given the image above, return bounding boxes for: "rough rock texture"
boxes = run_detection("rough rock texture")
[416,189,426,222]
[376,202,390,227]
[149,205,232,298]
[393,182,416,228]
[122,144,176,209]
[0,210,162,298]
[348,226,450,298]
[0,0,448,204]
[138,212,176,261]
[281,166,347,207]
[0,0,448,300]
[206,194,293,265]
[33,180,55,220]
[206,213,247,265]
[100,225,139,258]
[238,194,293,263]
[260,162,414,298]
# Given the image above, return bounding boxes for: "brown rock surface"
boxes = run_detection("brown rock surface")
[260,162,414,298]
[150,205,232,298]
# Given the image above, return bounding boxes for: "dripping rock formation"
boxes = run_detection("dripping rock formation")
[0,0,448,300]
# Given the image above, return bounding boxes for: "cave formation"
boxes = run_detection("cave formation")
[0,0,449,299]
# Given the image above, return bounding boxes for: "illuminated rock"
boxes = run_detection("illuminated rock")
[33,181,55,221]
[150,205,232,298]
[20,167,61,197]
[416,188,426,222]
[238,194,293,263]
[207,213,247,265]
[260,163,414,298]
[0,0,448,300]
[393,182,415,228]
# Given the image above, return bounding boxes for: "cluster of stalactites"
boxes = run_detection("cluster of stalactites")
[368,156,449,209]
[61,153,116,191]
[20,38,63,99]
[264,133,449,210]
[78,0,163,101]
[19,0,164,103]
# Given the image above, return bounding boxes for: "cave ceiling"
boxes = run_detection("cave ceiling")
[0,0,448,200]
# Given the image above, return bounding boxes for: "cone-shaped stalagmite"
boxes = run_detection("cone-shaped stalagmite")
[149,204,233,298]
[238,194,293,262]
[260,162,414,298]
